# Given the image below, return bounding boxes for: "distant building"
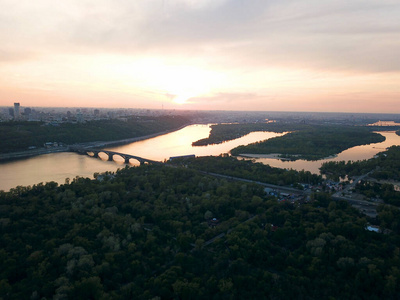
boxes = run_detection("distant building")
[14,103,20,120]
[76,111,84,123]
[24,107,31,115]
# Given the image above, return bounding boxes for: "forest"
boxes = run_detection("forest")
[192,123,309,146]
[320,146,400,207]
[230,125,385,160]
[0,116,189,153]
[355,181,400,207]
[170,155,322,187]
[320,146,400,181]
[1,162,400,299]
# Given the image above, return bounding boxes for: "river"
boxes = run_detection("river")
[1,125,399,191]
[244,131,400,174]
[0,124,284,191]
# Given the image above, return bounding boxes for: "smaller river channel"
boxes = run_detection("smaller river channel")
[245,131,400,174]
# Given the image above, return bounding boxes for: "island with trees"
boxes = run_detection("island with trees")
[232,125,385,160]
[193,123,387,161]
[192,122,308,146]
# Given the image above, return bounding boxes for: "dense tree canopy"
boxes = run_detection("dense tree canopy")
[320,146,400,181]
[171,155,322,186]
[192,123,309,146]
[230,125,385,160]
[1,163,400,299]
[0,116,189,153]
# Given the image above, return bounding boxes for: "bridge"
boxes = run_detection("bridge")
[69,147,161,165]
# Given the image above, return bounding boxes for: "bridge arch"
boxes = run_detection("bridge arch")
[95,151,111,161]
[86,151,98,158]
[69,147,159,166]
[124,157,141,165]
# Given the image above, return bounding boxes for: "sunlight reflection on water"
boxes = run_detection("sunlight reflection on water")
[1,126,399,191]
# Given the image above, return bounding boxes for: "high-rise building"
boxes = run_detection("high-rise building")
[14,103,20,120]
[76,110,84,123]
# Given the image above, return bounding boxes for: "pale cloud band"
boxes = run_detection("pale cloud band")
[0,0,399,112]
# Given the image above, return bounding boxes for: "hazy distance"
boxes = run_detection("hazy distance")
[0,0,399,113]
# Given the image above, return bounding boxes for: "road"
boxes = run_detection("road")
[332,171,380,217]
[202,169,381,217]
[333,172,372,198]
[202,171,305,195]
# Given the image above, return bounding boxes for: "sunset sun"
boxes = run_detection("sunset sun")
[155,65,217,106]
[173,93,192,105]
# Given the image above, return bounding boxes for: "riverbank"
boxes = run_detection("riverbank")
[239,153,283,159]
[0,115,190,154]
[0,147,70,162]
[240,153,337,161]
[92,124,191,148]
[239,153,307,161]
[0,124,192,162]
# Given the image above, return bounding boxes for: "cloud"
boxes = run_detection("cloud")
[1,0,400,111]
[2,0,399,72]
[188,92,277,111]
[0,50,37,63]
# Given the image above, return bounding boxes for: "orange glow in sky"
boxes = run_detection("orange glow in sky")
[0,0,399,112]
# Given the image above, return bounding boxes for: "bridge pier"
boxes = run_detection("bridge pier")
[108,154,113,161]
[124,157,130,164]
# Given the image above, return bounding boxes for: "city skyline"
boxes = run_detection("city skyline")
[1,0,399,113]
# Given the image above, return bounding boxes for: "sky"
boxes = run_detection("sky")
[1,0,399,113]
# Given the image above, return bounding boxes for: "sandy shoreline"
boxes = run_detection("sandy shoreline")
[239,153,338,161]
[239,153,284,159]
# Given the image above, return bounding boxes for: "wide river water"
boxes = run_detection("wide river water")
[1,124,400,191]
